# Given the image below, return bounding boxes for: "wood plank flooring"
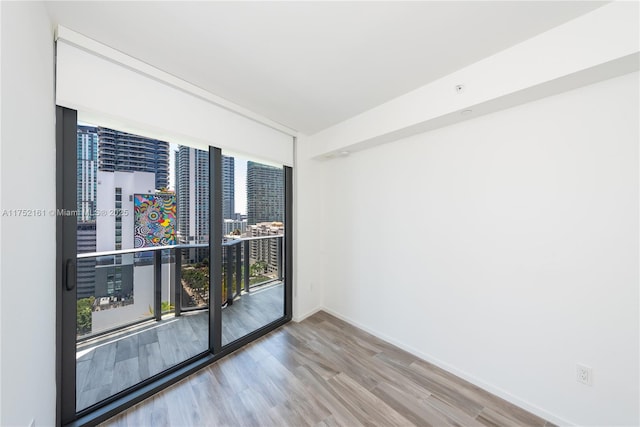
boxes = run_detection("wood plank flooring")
[77,283,284,411]
[101,311,555,427]
[222,283,284,346]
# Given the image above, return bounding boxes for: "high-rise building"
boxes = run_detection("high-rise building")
[97,127,170,190]
[176,146,209,245]
[77,221,96,299]
[96,171,156,252]
[174,148,182,236]
[222,156,235,220]
[95,171,155,298]
[248,222,283,276]
[247,161,284,226]
[76,126,99,299]
[77,125,98,221]
[223,218,247,236]
[176,146,235,248]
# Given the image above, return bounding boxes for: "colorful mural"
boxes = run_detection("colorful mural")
[133,193,177,248]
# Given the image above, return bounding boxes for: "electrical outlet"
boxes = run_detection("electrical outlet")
[577,364,593,386]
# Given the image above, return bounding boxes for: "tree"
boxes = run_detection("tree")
[256,260,267,275]
[148,301,175,316]
[250,260,267,277]
[249,263,258,277]
[77,296,95,335]
[161,301,174,313]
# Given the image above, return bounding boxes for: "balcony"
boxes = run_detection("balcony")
[75,235,285,412]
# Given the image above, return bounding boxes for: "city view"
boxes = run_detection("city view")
[75,124,286,411]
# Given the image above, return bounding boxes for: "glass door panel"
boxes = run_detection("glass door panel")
[74,123,210,412]
[59,106,291,425]
[220,156,285,346]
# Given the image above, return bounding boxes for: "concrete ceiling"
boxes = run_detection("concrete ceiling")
[45,1,606,135]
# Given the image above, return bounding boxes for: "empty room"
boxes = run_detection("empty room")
[0,1,638,426]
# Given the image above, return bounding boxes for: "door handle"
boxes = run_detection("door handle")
[65,259,76,291]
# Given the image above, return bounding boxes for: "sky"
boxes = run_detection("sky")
[234,159,247,215]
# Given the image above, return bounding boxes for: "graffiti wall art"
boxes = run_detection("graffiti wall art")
[133,193,177,248]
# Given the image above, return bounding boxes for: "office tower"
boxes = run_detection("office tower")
[97,127,170,190]
[176,146,235,246]
[246,161,284,226]
[77,125,98,222]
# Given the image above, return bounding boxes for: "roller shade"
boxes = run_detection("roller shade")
[55,26,294,166]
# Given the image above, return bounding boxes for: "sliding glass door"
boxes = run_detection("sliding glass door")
[220,156,287,346]
[57,106,293,425]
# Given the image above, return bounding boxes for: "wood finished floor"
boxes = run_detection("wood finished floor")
[222,283,284,346]
[101,311,555,427]
[77,283,283,411]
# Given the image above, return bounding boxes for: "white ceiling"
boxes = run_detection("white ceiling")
[45,1,606,135]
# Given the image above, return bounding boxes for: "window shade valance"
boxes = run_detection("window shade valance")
[55,26,294,166]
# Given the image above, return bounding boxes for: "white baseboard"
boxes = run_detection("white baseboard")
[319,306,574,427]
[292,305,323,323]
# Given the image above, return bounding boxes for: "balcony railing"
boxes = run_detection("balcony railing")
[76,235,284,341]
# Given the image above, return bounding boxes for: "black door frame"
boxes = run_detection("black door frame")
[56,106,293,426]
[56,106,79,426]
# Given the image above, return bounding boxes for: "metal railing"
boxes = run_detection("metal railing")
[221,235,284,308]
[76,235,284,340]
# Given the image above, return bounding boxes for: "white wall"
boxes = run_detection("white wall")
[293,136,327,321]
[315,72,639,426]
[0,2,56,426]
[0,3,4,422]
